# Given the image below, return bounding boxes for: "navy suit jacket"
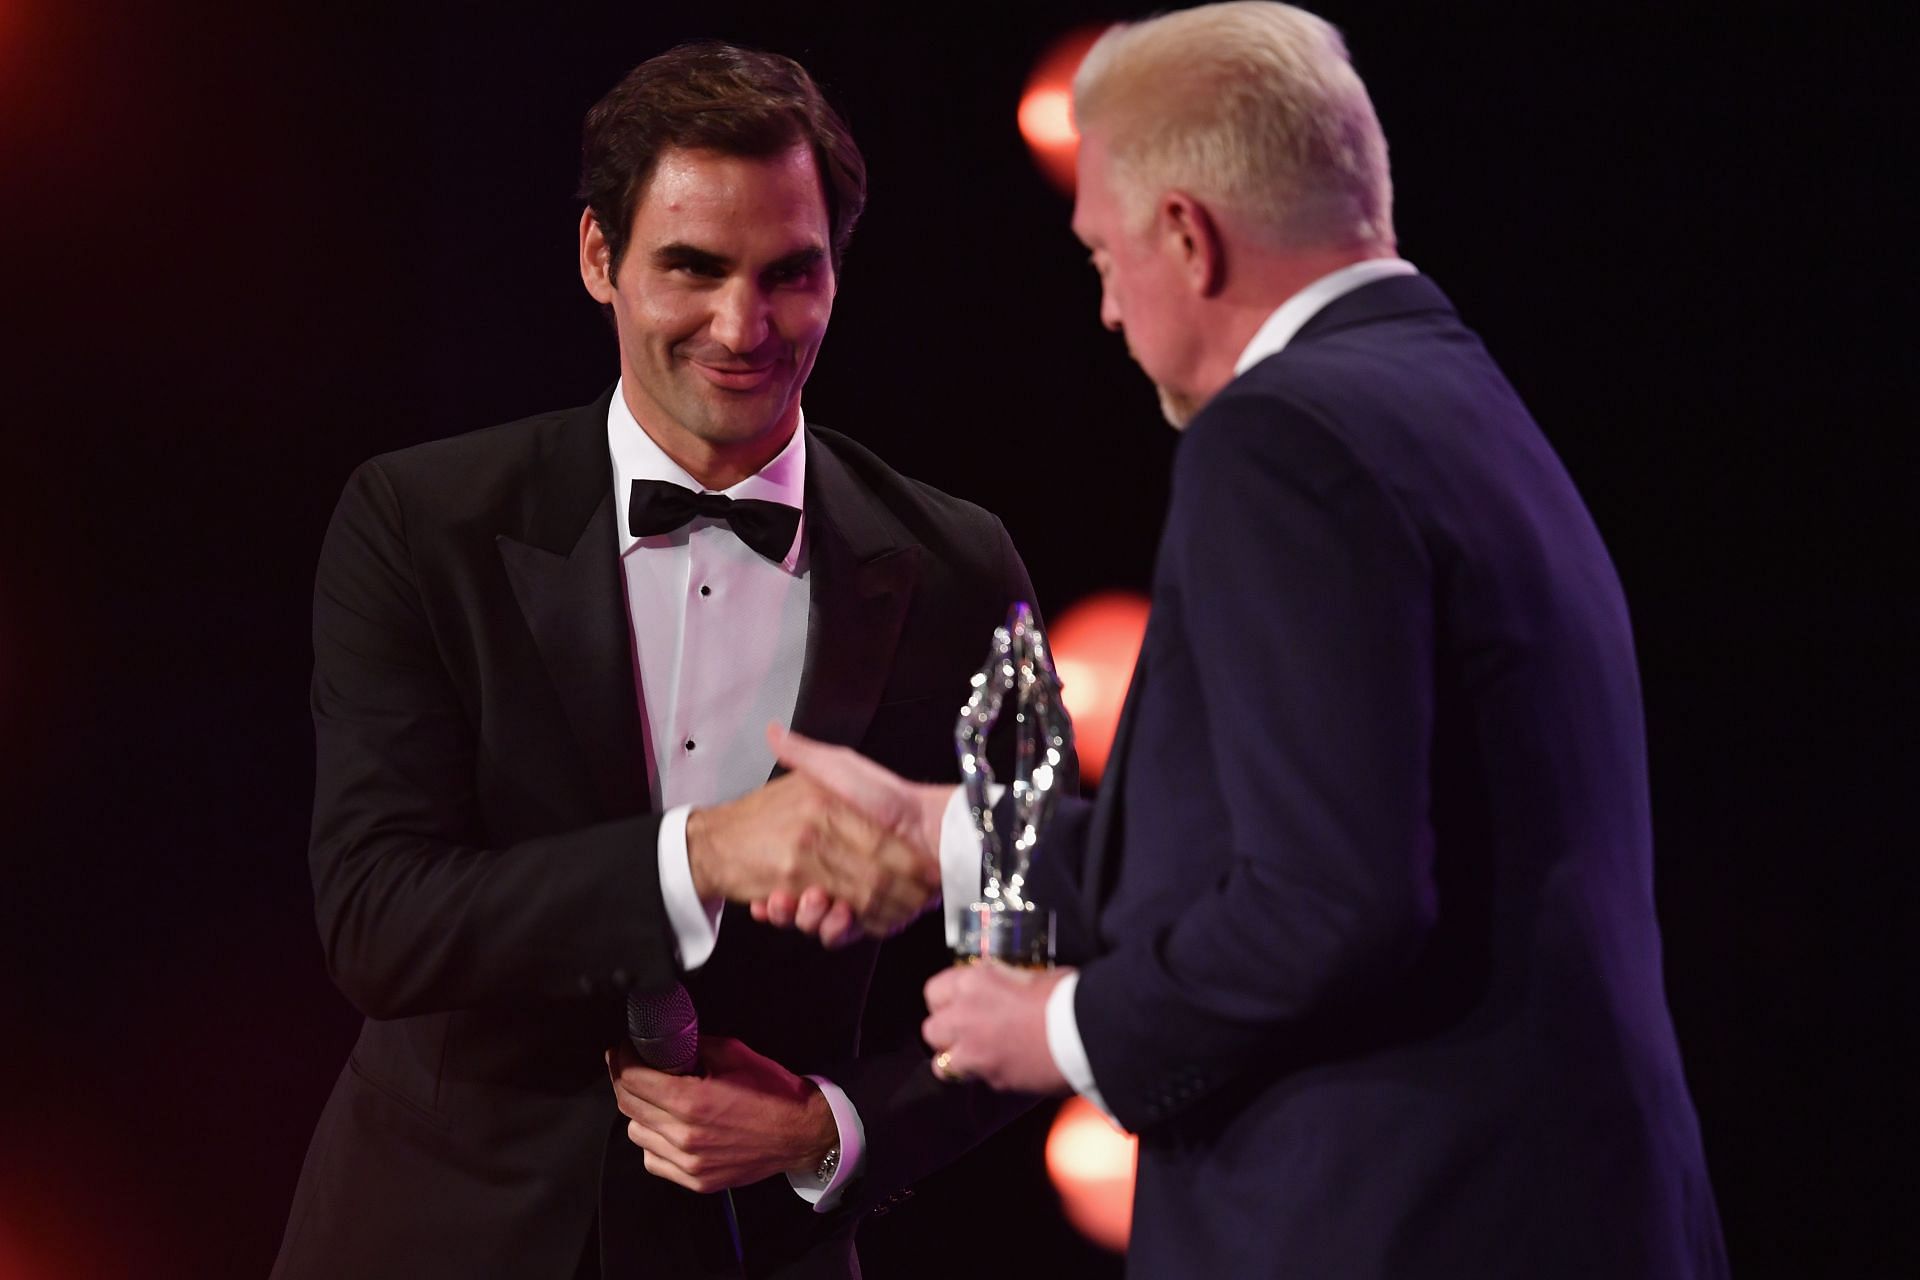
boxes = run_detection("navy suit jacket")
[1028,275,1728,1277]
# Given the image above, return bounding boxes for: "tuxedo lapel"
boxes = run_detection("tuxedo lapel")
[496,390,650,820]
[787,431,921,752]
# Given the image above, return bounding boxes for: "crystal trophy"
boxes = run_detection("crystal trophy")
[953,602,1072,967]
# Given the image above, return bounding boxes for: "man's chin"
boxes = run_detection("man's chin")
[681,387,801,448]
[1155,383,1200,431]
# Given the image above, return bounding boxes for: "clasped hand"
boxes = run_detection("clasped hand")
[759,727,1071,1095]
[607,1036,837,1193]
[685,737,945,944]
[729,726,957,946]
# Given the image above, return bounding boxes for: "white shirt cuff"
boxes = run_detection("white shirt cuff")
[786,1075,867,1212]
[1046,970,1114,1120]
[939,783,1003,948]
[656,805,723,971]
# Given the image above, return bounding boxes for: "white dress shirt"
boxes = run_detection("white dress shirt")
[608,382,865,1207]
[937,259,1419,1123]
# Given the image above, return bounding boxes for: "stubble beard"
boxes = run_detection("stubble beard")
[664,348,801,451]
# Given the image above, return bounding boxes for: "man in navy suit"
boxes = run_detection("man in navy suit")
[772,3,1729,1274]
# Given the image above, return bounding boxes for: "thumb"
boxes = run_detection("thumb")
[768,722,828,773]
[769,724,899,817]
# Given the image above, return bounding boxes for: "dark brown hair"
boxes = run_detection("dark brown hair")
[578,41,867,276]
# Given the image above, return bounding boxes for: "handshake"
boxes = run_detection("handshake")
[686,726,957,947]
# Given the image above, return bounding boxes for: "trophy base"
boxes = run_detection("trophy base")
[954,901,1055,969]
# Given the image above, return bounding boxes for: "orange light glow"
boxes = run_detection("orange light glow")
[1046,1096,1138,1252]
[1050,591,1150,784]
[1017,27,1105,195]
[1017,87,1076,150]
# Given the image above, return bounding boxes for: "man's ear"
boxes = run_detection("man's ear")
[579,207,616,304]
[1158,191,1225,297]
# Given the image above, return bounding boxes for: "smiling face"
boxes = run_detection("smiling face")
[1072,128,1207,429]
[582,141,835,486]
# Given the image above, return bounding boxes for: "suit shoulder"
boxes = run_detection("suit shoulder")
[1185,372,1373,497]
[809,425,1010,560]
[1198,313,1494,484]
[358,402,585,495]
[1179,370,1434,571]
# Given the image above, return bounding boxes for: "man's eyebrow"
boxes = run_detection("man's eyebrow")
[766,245,827,275]
[651,242,730,272]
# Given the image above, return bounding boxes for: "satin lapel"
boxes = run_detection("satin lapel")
[787,433,921,752]
[495,390,650,819]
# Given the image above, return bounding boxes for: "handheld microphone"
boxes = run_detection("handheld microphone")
[623,982,744,1270]
[626,982,700,1075]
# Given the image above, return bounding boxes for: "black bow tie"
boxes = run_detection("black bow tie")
[628,479,801,564]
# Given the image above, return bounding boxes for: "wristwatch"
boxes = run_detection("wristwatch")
[813,1144,840,1185]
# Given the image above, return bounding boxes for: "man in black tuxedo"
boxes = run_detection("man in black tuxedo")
[274,43,1039,1279]
[774,3,1729,1276]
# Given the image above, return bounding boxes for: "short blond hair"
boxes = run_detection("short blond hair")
[1073,1,1393,251]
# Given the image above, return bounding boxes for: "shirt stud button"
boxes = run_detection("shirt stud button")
[685,739,696,752]
[699,585,711,597]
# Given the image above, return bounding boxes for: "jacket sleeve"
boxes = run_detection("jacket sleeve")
[1071,391,1438,1134]
[309,459,679,1019]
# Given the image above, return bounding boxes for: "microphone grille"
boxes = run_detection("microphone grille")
[625,982,699,1075]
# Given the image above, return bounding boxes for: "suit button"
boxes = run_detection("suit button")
[611,968,630,988]
[577,974,596,995]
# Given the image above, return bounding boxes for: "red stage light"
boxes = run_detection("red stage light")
[1046,1096,1138,1253]
[1017,27,1104,196]
[1049,591,1150,784]
[1017,87,1075,150]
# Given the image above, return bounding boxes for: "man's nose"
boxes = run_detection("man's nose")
[1099,286,1122,333]
[709,280,772,353]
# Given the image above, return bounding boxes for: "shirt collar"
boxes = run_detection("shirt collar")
[607,379,808,566]
[1232,257,1419,376]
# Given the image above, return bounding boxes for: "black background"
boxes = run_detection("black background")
[0,3,1906,1276]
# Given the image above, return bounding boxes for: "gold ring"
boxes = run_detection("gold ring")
[932,1050,965,1084]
